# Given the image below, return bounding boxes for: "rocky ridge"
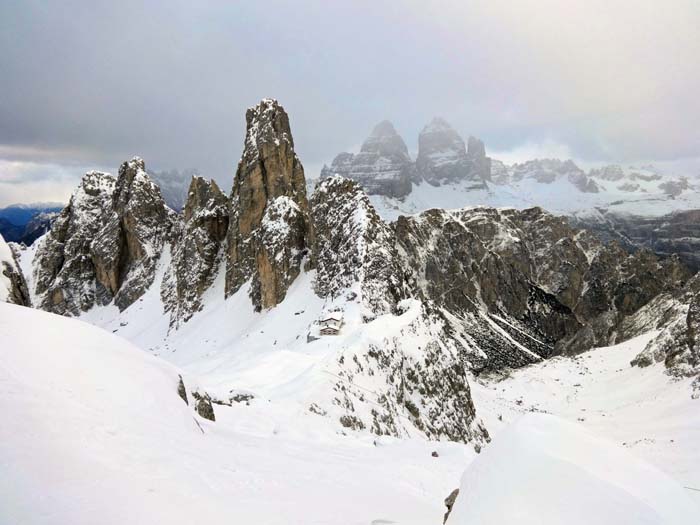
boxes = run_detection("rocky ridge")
[32,159,172,315]
[17,99,699,442]
[321,117,492,198]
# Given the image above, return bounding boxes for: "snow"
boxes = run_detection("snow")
[0,302,473,525]
[370,168,700,222]
[2,283,699,522]
[448,413,697,524]
[470,332,700,510]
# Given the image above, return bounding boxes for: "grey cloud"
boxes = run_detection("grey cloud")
[0,0,698,201]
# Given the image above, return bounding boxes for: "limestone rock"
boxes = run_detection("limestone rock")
[33,171,117,315]
[225,98,312,310]
[310,176,407,320]
[0,234,30,306]
[162,176,229,325]
[320,120,414,198]
[415,118,490,187]
[33,159,172,315]
[510,159,599,193]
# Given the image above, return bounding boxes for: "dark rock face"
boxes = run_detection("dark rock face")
[572,209,700,272]
[320,120,414,198]
[33,159,172,315]
[394,206,688,368]
[225,99,312,310]
[162,176,229,325]
[0,235,31,306]
[98,158,172,310]
[415,118,490,187]
[193,391,216,421]
[444,488,460,524]
[177,375,189,405]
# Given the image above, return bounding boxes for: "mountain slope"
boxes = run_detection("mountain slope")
[0,302,478,525]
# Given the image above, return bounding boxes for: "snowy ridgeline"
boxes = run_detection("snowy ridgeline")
[1,303,698,524]
[364,163,700,222]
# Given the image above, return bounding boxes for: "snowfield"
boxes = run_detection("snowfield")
[2,297,698,523]
[449,413,697,525]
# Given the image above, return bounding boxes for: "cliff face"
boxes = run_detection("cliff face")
[162,176,229,326]
[225,98,312,310]
[415,118,491,188]
[33,160,172,315]
[320,120,415,198]
[0,234,30,306]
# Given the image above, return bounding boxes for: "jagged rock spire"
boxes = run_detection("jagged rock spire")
[162,176,229,326]
[226,98,312,309]
[33,158,171,315]
[416,117,491,187]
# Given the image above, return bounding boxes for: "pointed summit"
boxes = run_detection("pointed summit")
[416,118,490,187]
[320,120,414,198]
[226,99,312,309]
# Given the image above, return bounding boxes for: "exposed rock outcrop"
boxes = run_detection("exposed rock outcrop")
[393,205,688,368]
[311,176,407,320]
[415,118,490,187]
[0,234,30,306]
[33,159,172,315]
[193,391,216,421]
[225,98,312,310]
[320,120,414,198]
[33,171,118,314]
[628,274,700,383]
[162,176,229,325]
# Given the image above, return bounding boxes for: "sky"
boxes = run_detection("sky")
[1,0,699,206]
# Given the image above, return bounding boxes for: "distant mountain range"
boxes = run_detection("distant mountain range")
[0,203,63,245]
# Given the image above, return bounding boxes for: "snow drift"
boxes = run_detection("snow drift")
[447,413,697,525]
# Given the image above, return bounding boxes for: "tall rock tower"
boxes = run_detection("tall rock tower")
[225,99,312,310]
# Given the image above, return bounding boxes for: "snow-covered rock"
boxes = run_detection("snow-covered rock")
[32,159,172,315]
[162,176,229,326]
[320,120,415,198]
[415,118,490,188]
[0,234,30,305]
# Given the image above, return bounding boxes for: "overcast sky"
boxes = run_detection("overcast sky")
[1,0,699,205]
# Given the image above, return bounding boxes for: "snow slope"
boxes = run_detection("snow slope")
[2,291,699,522]
[469,332,700,509]
[448,413,697,524]
[0,302,475,525]
[368,174,700,222]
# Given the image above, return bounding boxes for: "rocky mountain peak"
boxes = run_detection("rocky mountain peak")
[320,120,414,198]
[242,98,295,165]
[416,118,490,187]
[33,159,172,315]
[226,98,312,310]
[162,176,229,326]
[361,120,410,159]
